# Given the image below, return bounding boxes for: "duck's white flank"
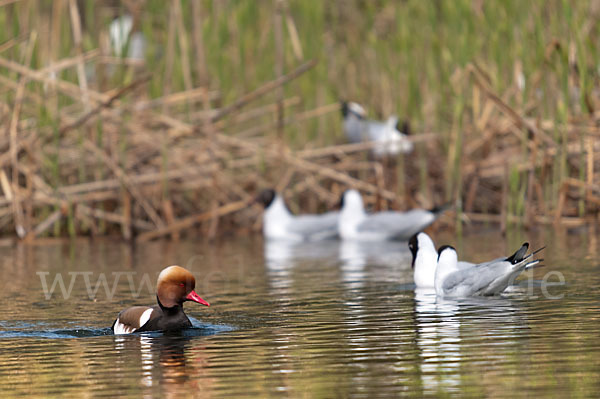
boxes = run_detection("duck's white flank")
[113,308,154,335]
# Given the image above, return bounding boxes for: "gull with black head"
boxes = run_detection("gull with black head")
[409,232,483,288]
[257,189,339,242]
[339,190,447,241]
[435,244,543,297]
[341,101,413,157]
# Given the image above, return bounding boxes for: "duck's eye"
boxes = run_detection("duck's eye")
[179,283,185,287]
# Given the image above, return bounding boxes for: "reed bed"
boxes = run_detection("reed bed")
[0,0,599,242]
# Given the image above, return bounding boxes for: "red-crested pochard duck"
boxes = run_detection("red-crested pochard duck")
[112,265,210,334]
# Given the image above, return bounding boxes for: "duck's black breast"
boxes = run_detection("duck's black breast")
[137,305,192,332]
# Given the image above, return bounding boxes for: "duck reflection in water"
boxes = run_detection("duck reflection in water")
[113,331,214,395]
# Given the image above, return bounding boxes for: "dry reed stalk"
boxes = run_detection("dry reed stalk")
[135,199,250,242]
[162,2,177,114]
[28,208,63,240]
[525,132,538,228]
[2,3,599,241]
[554,181,568,224]
[284,1,303,61]
[75,204,154,231]
[68,0,90,110]
[0,131,39,168]
[292,174,339,205]
[469,64,556,148]
[275,167,296,194]
[0,74,44,106]
[189,0,215,163]
[150,105,399,202]
[374,162,386,210]
[206,187,220,240]
[161,199,179,241]
[229,97,301,133]
[232,115,293,140]
[40,49,100,76]
[190,0,209,86]
[50,0,65,64]
[500,164,508,234]
[209,59,317,123]
[83,140,165,228]
[8,31,36,238]
[0,54,113,104]
[58,74,151,138]
[122,192,132,240]
[464,212,588,227]
[293,102,340,122]
[209,127,398,200]
[0,34,27,54]
[274,0,285,141]
[134,88,219,112]
[173,0,193,93]
[562,178,600,204]
[7,166,153,236]
[221,98,322,141]
[464,176,479,213]
[98,56,144,67]
[0,0,21,7]
[586,137,594,210]
[56,165,209,195]
[280,151,397,200]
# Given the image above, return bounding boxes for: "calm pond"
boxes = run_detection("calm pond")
[0,229,598,397]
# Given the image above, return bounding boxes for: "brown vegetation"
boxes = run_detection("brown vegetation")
[0,1,599,242]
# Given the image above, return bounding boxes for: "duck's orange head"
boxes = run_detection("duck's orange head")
[156,265,210,308]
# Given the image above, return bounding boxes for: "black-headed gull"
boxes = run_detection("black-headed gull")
[341,101,413,157]
[409,232,474,288]
[109,15,146,60]
[435,244,542,297]
[339,190,446,241]
[257,189,339,242]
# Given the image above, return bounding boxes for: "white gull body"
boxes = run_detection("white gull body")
[435,244,541,297]
[342,102,413,157]
[409,232,477,288]
[338,190,443,241]
[261,190,339,242]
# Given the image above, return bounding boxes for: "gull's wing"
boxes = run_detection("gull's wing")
[366,120,389,142]
[357,210,436,240]
[344,117,367,143]
[444,243,539,296]
[457,260,476,268]
[288,212,340,241]
[442,262,510,297]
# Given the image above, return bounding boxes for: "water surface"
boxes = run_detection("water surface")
[0,230,598,397]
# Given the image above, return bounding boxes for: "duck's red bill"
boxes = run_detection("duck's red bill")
[186,290,210,306]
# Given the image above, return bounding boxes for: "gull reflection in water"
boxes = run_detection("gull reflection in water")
[262,239,342,393]
[264,239,340,294]
[338,240,412,289]
[337,240,412,377]
[414,288,461,391]
[264,239,341,268]
[414,288,525,394]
